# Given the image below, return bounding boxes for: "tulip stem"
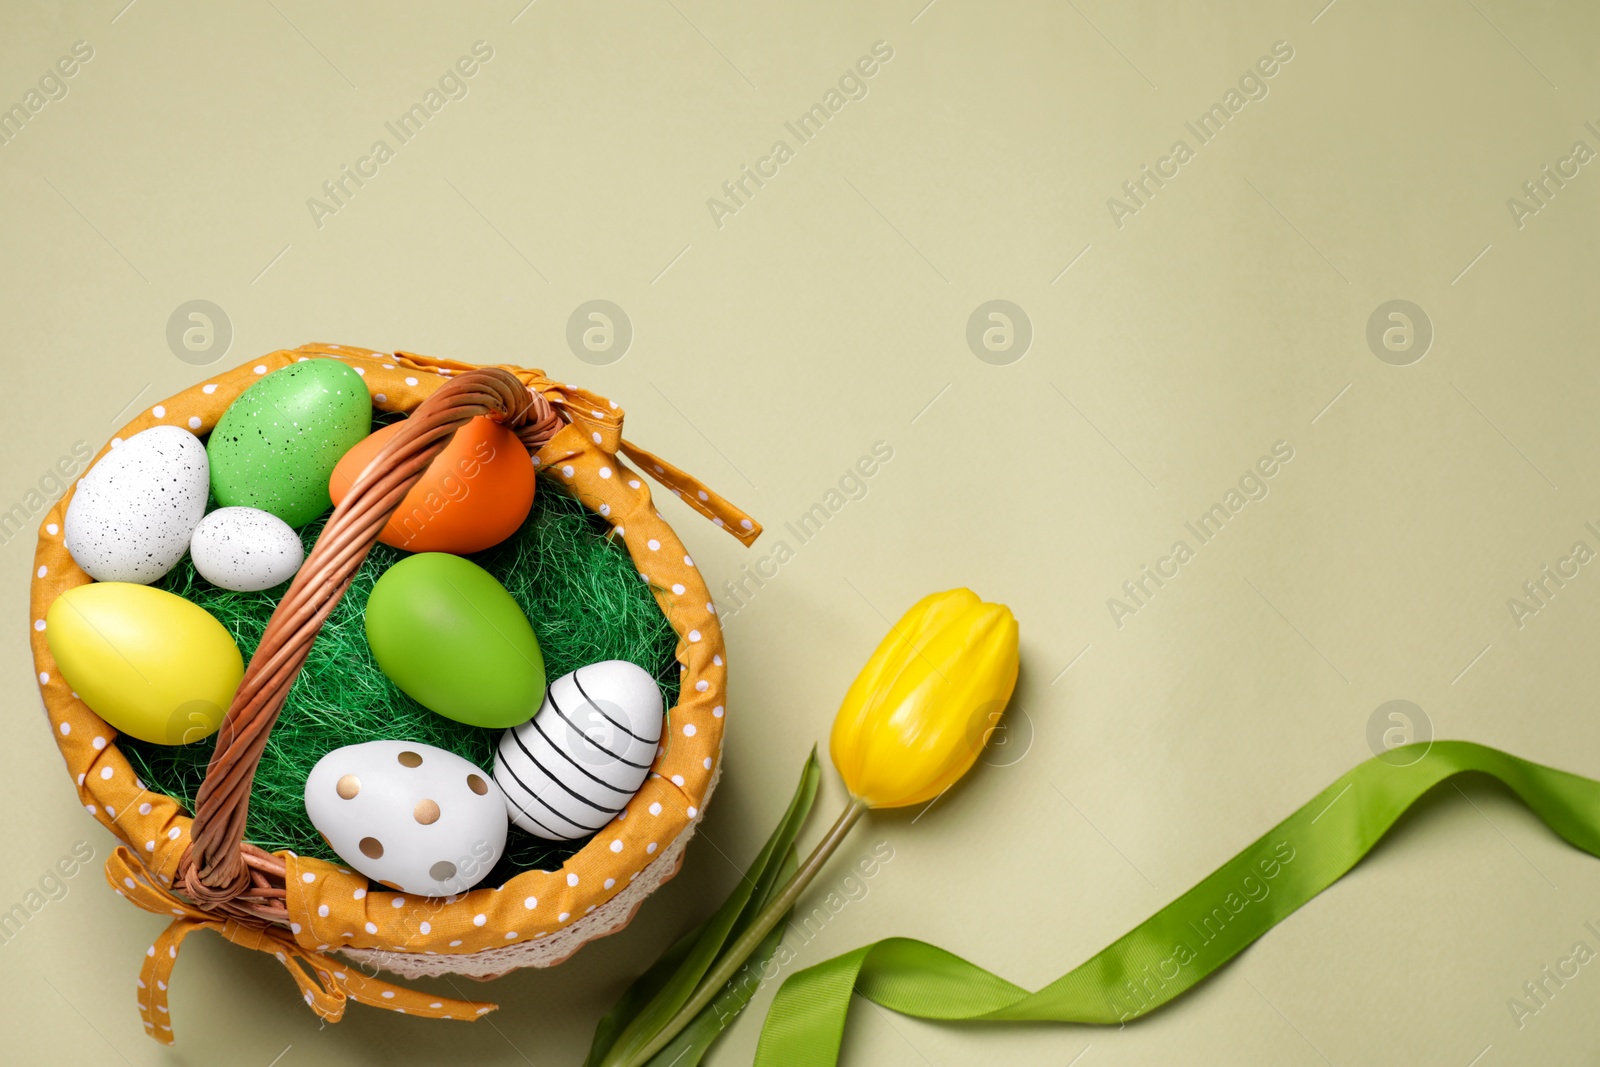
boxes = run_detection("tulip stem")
[619,797,870,1067]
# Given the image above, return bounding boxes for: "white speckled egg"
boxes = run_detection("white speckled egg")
[190,506,304,591]
[64,426,208,584]
[494,660,664,840]
[305,740,508,896]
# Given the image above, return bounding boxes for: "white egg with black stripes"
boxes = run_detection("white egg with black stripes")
[493,659,664,840]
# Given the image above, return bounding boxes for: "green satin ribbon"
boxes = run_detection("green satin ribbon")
[754,741,1600,1065]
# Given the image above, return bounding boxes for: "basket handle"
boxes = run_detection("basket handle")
[178,367,564,916]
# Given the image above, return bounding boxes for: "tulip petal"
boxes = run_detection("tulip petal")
[831,590,1019,809]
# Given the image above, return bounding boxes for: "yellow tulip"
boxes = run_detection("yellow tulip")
[617,588,1020,1067]
[831,588,1021,807]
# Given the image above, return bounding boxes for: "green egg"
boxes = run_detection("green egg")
[365,552,547,728]
[207,359,372,527]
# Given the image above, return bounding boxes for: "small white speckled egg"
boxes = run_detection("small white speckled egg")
[189,506,304,591]
[305,740,508,896]
[494,660,664,840]
[64,425,208,584]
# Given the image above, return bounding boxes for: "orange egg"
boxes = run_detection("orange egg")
[329,415,534,554]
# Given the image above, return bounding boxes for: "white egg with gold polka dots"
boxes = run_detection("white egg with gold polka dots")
[304,740,507,896]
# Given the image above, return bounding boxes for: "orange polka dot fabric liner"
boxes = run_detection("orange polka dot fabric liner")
[29,344,760,1040]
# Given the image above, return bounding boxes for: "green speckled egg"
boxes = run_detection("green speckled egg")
[207,359,371,527]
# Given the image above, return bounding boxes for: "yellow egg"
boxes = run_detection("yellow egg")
[46,582,244,745]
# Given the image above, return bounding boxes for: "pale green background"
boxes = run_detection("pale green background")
[3,1,1599,1064]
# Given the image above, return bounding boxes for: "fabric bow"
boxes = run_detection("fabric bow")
[106,848,496,1045]
[394,351,764,547]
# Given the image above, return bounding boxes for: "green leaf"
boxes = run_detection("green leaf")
[588,748,821,1067]
[583,923,706,1067]
[644,847,800,1067]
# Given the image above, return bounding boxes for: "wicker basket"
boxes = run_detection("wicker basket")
[28,344,760,1042]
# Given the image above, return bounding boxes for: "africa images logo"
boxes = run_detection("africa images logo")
[704,41,895,229]
[1104,40,1295,229]
[0,40,94,148]
[1105,441,1295,628]
[305,41,495,229]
